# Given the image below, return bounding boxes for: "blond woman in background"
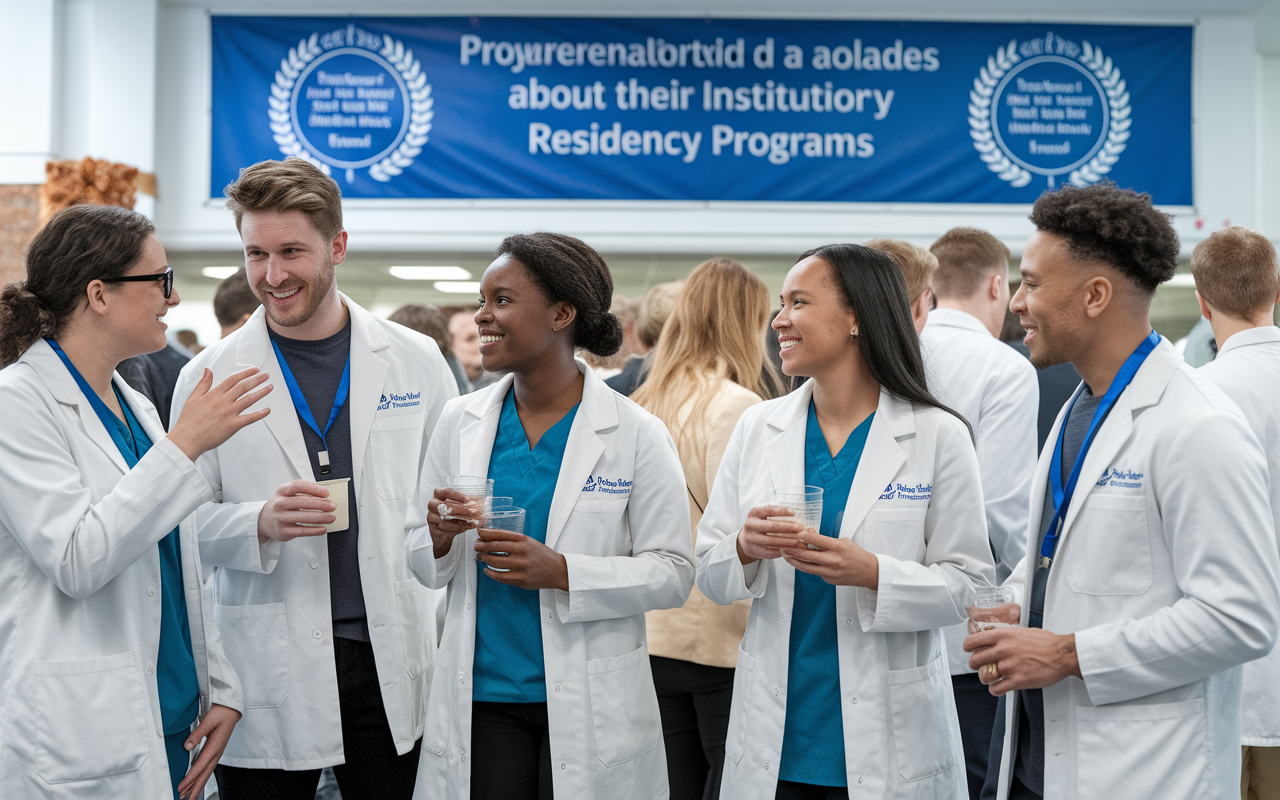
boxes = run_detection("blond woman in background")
[633,257,784,800]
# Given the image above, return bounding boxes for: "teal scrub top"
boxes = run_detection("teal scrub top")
[472,388,579,703]
[777,401,874,787]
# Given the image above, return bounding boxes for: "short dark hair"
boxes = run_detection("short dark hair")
[494,232,623,357]
[0,205,154,367]
[389,303,454,358]
[212,268,261,328]
[1029,182,1179,294]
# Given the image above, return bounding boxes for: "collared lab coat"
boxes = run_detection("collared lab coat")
[922,308,1039,674]
[696,382,995,800]
[1198,326,1280,747]
[405,363,695,800]
[171,298,455,770]
[994,339,1280,800]
[0,339,241,798]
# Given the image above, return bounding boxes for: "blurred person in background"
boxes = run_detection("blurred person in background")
[631,257,783,800]
[1190,227,1280,800]
[213,268,262,339]
[865,239,936,334]
[390,303,470,395]
[607,280,682,396]
[447,306,497,391]
[582,295,639,379]
[923,227,1038,799]
[176,329,203,356]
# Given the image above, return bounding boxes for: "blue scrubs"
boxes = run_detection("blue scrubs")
[48,342,199,799]
[472,388,579,703]
[777,401,874,787]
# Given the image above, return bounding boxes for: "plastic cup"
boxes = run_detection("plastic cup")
[480,507,526,573]
[772,485,823,532]
[967,584,1017,631]
[316,478,351,533]
[444,474,493,522]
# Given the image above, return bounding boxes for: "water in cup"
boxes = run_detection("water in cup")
[968,584,1017,631]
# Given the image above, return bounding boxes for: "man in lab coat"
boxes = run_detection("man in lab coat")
[170,158,456,799]
[1191,226,1280,800]
[965,183,1280,800]
[921,227,1038,799]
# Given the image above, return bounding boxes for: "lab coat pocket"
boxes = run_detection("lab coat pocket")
[370,413,425,500]
[1076,699,1208,800]
[587,644,662,767]
[422,648,453,756]
[860,508,929,563]
[394,578,431,679]
[724,647,755,765]
[215,602,289,708]
[1065,494,1152,595]
[32,652,151,784]
[887,655,956,782]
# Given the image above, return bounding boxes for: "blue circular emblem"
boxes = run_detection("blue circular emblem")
[991,56,1109,177]
[290,47,410,170]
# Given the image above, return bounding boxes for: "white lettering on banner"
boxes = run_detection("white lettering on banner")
[528,122,702,163]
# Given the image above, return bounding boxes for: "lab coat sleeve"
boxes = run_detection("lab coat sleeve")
[170,361,278,574]
[695,413,770,605]
[555,416,695,623]
[1075,411,1280,705]
[859,418,996,633]
[192,547,244,715]
[976,358,1038,582]
[405,403,465,590]
[0,376,216,600]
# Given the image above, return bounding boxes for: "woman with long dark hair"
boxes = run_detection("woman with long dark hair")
[0,205,271,799]
[696,243,994,800]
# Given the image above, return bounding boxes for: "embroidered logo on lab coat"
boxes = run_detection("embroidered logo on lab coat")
[879,482,933,501]
[377,391,421,411]
[583,475,632,496]
[1096,468,1144,489]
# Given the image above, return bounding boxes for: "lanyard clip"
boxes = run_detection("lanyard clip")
[1038,556,1052,570]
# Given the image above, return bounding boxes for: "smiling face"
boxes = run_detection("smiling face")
[109,234,180,357]
[772,256,859,379]
[240,209,344,336]
[1011,230,1090,369]
[474,254,574,376]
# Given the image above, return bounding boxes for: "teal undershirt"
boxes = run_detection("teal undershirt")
[47,342,200,799]
[472,388,579,703]
[778,401,874,787]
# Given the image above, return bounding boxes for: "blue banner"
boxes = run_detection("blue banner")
[211,17,1192,204]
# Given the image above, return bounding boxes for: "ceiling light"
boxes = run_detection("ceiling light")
[434,281,482,294]
[202,266,241,279]
[389,266,471,281]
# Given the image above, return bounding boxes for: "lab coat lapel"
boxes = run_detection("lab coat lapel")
[764,381,811,499]
[236,310,314,481]
[545,363,611,552]
[24,340,131,475]
[838,389,908,539]
[346,298,389,481]
[458,374,513,481]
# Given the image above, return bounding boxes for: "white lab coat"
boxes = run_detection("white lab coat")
[922,308,1038,674]
[405,363,695,800]
[696,382,995,800]
[995,339,1280,800]
[0,340,241,798]
[1198,326,1280,746]
[171,298,456,769]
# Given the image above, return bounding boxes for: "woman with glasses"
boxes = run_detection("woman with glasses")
[0,204,272,799]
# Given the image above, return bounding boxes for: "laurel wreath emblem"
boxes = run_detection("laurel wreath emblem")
[969,41,1031,189]
[267,33,433,182]
[1068,41,1131,187]
[969,39,1131,190]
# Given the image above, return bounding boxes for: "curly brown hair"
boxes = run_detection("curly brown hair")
[1029,182,1179,294]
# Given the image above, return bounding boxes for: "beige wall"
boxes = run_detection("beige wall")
[0,186,40,288]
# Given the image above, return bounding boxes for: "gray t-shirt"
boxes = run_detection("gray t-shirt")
[269,319,369,642]
[1014,387,1106,796]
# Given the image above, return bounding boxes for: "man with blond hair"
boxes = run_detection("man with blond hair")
[1192,227,1280,800]
[866,238,936,333]
[921,227,1038,799]
[171,158,456,798]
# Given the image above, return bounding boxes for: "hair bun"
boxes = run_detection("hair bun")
[579,310,624,358]
[0,283,56,367]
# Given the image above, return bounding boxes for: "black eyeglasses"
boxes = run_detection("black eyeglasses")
[103,267,174,299]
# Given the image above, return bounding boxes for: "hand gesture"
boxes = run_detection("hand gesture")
[168,368,271,461]
[427,487,484,559]
[736,505,805,565]
[176,703,240,800]
[474,528,570,591]
[257,479,335,544]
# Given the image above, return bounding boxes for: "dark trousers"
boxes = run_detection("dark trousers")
[470,701,554,800]
[953,672,1001,800]
[651,655,735,800]
[215,637,421,800]
[980,695,1006,800]
[774,779,850,800]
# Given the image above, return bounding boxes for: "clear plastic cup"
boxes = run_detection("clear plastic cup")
[443,474,493,522]
[967,584,1018,631]
[772,485,823,533]
[481,506,526,573]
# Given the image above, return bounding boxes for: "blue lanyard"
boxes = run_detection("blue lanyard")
[269,338,350,477]
[46,339,143,467]
[1039,330,1161,569]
